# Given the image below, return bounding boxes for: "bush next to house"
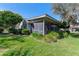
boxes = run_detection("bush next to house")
[9,28,30,35]
[44,31,58,43]
[9,28,21,34]
[31,32,43,39]
[21,29,30,35]
[63,32,69,37]
[9,28,16,34]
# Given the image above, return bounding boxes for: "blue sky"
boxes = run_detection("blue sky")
[0,3,60,20]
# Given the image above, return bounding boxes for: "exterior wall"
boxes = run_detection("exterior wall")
[31,20,59,35]
[69,24,79,32]
[45,23,58,34]
[27,23,34,33]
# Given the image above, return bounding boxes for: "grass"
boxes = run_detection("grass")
[0,33,79,56]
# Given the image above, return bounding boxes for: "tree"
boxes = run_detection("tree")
[0,10,23,29]
[52,3,79,25]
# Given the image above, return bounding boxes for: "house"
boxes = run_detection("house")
[69,21,79,33]
[15,14,60,35]
[61,18,79,33]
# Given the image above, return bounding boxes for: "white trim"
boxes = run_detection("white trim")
[43,19,45,35]
[29,14,46,20]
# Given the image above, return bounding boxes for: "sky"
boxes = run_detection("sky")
[0,3,60,20]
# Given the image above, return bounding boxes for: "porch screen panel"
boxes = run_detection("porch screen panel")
[33,22,43,34]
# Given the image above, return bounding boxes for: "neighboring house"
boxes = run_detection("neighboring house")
[61,19,79,33]
[69,21,79,33]
[15,14,60,35]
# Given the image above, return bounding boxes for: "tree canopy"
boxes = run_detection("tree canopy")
[53,3,79,24]
[0,10,23,28]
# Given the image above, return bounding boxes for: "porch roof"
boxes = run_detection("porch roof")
[28,14,61,25]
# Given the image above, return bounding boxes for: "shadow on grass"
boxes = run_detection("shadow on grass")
[70,33,79,38]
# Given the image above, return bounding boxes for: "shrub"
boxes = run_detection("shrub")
[0,27,4,33]
[9,28,21,34]
[58,31,64,39]
[31,32,43,37]
[31,32,43,39]
[44,32,58,43]
[21,29,30,35]
[49,31,59,38]
[44,35,57,43]
[66,30,70,34]
[58,30,69,39]
[63,32,69,37]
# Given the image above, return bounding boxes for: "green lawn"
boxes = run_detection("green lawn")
[0,34,79,56]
